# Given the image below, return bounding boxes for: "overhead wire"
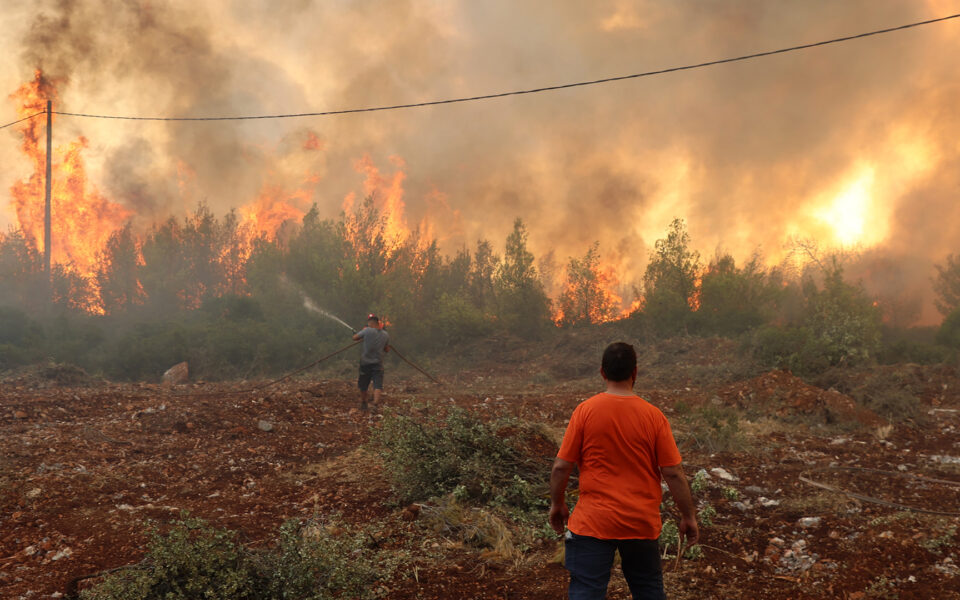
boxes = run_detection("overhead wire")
[0,110,46,130]
[4,11,950,124]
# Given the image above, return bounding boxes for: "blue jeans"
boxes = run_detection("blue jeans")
[564,531,665,600]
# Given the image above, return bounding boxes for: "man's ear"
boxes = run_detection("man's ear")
[600,367,608,381]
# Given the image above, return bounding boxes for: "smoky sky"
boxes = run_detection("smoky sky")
[2,0,960,323]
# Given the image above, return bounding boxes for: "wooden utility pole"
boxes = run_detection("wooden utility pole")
[44,99,52,277]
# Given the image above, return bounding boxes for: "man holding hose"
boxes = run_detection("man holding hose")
[550,342,698,600]
[352,313,390,411]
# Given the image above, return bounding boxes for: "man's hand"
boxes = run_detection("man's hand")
[549,457,575,536]
[661,463,699,546]
[679,514,699,546]
[549,502,569,536]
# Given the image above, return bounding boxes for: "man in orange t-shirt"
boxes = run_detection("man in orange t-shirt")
[550,342,698,600]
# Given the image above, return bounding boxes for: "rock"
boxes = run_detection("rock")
[758,497,780,507]
[50,547,72,561]
[710,467,738,481]
[798,517,822,528]
[257,420,274,432]
[744,485,765,495]
[731,501,751,512]
[162,361,189,385]
[401,504,421,521]
[13,410,28,419]
[25,488,41,499]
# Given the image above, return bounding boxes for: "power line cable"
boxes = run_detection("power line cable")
[0,110,46,130]
[31,12,960,124]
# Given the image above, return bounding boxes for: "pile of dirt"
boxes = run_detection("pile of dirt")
[1,361,99,388]
[716,369,885,426]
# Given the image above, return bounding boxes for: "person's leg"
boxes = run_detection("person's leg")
[372,370,384,406]
[564,531,616,600]
[358,367,371,410]
[616,539,665,600]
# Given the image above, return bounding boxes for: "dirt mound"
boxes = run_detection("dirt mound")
[1,361,99,388]
[716,369,885,426]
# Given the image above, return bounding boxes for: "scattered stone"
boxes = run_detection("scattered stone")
[25,488,41,500]
[731,501,751,512]
[710,467,738,481]
[257,420,274,432]
[744,485,765,495]
[930,455,960,465]
[162,361,189,385]
[878,530,894,539]
[758,497,780,507]
[401,504,421,521]
[50,547,71,561]
[798,517,822,528]
[13,410,28,419]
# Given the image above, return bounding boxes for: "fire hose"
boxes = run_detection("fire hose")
[174,339,441,397]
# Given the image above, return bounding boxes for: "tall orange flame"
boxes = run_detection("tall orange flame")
[9,70,131,311]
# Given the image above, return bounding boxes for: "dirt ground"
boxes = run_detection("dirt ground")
[2,341,960,599]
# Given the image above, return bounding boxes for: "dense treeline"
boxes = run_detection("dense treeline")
[1,200,959,380]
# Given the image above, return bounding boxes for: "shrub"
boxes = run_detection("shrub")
[368,407,551,511]
[676,406,747,454]
[433,292,493,346]
[936,307,960,350]
[80,516,259,600]
[79,516,383,600]
[750,325,832,376]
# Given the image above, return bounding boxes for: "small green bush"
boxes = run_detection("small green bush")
[677,406,747,454]
[368,407,551,511]
[750,325,832,376]
[80,516,259,600]
[936,307,960,350]
[878,340,954,366]
[79,516,383,600]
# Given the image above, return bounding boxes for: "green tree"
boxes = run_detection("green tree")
[557,242,618,326]
[642,218,701,335]
[936,307,960,349]
[96,223,144,314]
[934,254,960,317]
[469,239,499,313]
[494,219,551,336]
[0,229,45,311]
[697,253,778,335]
[802,260,881,366]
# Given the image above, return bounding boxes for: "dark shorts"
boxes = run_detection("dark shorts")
[564,531,664,600]
[358,364,384,391]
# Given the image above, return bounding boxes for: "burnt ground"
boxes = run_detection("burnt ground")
[1,337,960,599]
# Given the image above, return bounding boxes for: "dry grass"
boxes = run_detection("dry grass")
[419,495,519,561]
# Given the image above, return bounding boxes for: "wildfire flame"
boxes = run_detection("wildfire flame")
[9,70,132,312]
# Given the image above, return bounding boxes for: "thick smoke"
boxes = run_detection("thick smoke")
[2,0,960,322]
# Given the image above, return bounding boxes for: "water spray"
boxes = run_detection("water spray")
[301,294,356,333]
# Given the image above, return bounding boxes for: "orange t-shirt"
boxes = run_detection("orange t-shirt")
[557,392,682,540]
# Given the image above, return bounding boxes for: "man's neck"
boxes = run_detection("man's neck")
[605,380,636,396]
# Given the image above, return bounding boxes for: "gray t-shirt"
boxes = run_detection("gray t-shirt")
[358,327,389,368]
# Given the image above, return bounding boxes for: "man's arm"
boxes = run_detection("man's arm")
[352,328,364,342]
[549,457,575,535]
[661,463,699,545]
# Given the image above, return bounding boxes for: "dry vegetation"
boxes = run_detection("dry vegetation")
[1,331,959,599]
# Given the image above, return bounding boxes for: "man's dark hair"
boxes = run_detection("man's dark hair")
[368,316,380,324]
[601,342,637,382]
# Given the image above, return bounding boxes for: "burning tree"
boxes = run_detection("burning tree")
[556,242,619,327]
